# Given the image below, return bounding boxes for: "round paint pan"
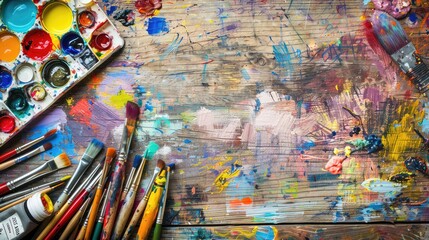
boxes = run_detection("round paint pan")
[22,29,53,61]
[42,59,71,88]
[15,63,37,84]
[78,10,96,28]
[26,83,47,102]
[61,32,86,56]
[0,0,37,33]
[0,31,21,62]
[90,33,112,51]
[6,88,30,117]
[0,113,16,133]
[0,66,13,90]
[42,1,73,35]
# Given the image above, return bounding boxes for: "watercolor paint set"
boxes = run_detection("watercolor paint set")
[0,0,124,147]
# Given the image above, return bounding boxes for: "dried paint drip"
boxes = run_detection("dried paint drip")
[90,33,112,51]
[0,0,37,33]
[135,0,162,17]
[0,66,13,89]
[28,84,47,101]
[41,1,73,35]
[42,59,71,88]
[61,32,85,56]
[22,29,53,61]
[16,63,36,83]
[405,156,428,175]
[0,114,15,133]
[78,11,96,28]
[0,31,21,62]
[6,88,30,116]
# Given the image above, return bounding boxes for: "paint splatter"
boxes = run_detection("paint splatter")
[146,17,169,36]
[213,162,242,192]
[113,9,135,26]
[108,89,134,110]
[135,0,162,17]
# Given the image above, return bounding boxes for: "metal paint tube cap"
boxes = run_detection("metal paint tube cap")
[26,192,53,222]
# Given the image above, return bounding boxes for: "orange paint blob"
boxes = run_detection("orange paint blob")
[0,32,20,62]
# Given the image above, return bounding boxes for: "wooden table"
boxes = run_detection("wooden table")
[2,0,429,239]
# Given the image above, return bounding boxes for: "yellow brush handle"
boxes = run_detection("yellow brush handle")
[84,187,103,240]
[136,186,163,240]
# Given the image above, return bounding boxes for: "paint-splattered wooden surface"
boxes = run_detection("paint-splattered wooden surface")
[2,0,429,239]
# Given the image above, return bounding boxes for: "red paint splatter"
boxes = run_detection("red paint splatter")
[69,99,93,126]
[135,0,162,17]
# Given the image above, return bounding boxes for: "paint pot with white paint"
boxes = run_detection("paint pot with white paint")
[15,63,36,83]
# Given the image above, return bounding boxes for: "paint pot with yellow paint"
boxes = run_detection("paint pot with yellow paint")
[0,192,53,239]
[41,1,73,35]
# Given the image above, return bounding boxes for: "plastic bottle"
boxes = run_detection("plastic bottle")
[0,192,53,240]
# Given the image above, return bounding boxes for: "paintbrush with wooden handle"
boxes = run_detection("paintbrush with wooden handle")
[0,142,52,171]
[153,163,174,240]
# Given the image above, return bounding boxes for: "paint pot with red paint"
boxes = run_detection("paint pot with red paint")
[0,113,15,133]
[61,31,85,56]
[78,10,96,28]
[42,59,71,88]
[90,33,112,51]
[0,66,13,90]
[22,29,53,61]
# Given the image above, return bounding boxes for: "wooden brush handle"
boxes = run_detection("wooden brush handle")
[0,183,11,196]
[152,224,162,240]
[122,194,150,240]
[111,188,137,239]
[36,201,71,240]
[58,209,83,240]
[0,160,15,171]
[85,188,103,240]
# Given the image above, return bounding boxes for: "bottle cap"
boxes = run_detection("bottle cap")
[26,192,53,222]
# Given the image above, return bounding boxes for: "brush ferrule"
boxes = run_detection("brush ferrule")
[409,62,429,93]
[391,42,417,73]
[8,161,52,189]
[15,136,44,153]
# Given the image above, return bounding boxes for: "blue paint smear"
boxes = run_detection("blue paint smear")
[255,227,276,240]
[254,98,261,112]
[183,139,192,144]
[297,141,316,153]
[147,17,169,36]
[363,0,371,5]
[241,68,251,80]
[106,6,118,16]
[273,42,294,72]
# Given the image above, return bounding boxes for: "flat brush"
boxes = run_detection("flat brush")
[0,175,70,204]
[370,10,429,94]
[0,142,53,171]
[102,101,139,240]
[54,138,103,212]
[153,163,174,240]
[85,148,117,240]
[0,128,57,163]
[122,159,165,240]
[0,153,70,196]
[112,141,159,239]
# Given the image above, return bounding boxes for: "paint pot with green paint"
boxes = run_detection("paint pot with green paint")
[6,88,30,118]
[42,59,71,88]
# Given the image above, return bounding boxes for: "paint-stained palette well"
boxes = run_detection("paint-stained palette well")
[0,0,124,146]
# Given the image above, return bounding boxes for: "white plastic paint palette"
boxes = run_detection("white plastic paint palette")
[0,0,124,147]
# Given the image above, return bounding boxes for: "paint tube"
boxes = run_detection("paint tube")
[0,192,53,240]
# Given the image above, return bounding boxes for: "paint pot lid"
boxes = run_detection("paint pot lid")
[0,114,15,133]
[0,67,13,89]
[42,59,71,88]
[16,63,36,83]
[26,192,53,222]
[0,0,37,33]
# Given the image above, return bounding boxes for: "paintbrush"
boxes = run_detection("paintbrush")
[136,169,167,240]
[0,175,70,204]
[35,164,101,240]
[0,182,64,212]
[102,101,140,240]
[54,138,103,212]
[120,154,143,202]
[58,197,92,240]
[112,141,160,239]
[370,10,429,94]
[153,163,174,240]
[44,171,102,240]
[0,152,70,196]
[79,188,107,240]
[85,148,117,240]
[0,128,57,163]
[122,159,165,240]
[92,182,111,240]
[0,142,53,171]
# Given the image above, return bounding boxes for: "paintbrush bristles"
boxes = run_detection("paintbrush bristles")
[144,142,160,160]
[133,155,143,168]
[126,101,140,120]
[106,148,117,161]
[371,10,409,54]
[53,153,71,169]
[157,159,165,170]
[84,139,104,159]
[45,129,58,138]
[43,142,53,150]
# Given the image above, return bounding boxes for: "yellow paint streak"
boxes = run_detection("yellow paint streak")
[213,160,241,192]
[66,97,74,106]
[214,227,258,238]
[382,100,424,162]
[108,89,134,110]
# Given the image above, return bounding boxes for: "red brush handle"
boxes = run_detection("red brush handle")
[0,183,10,196]
[0,150,17,164]
[44,190,89,240]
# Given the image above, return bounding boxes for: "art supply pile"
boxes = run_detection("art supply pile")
[0,101,174,240]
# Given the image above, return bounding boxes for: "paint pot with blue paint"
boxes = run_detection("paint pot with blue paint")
[61,31,86,56]
[6,88,30,117]
[0,0,37,33]
[42,59,71,88]
[0,66,13,90]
